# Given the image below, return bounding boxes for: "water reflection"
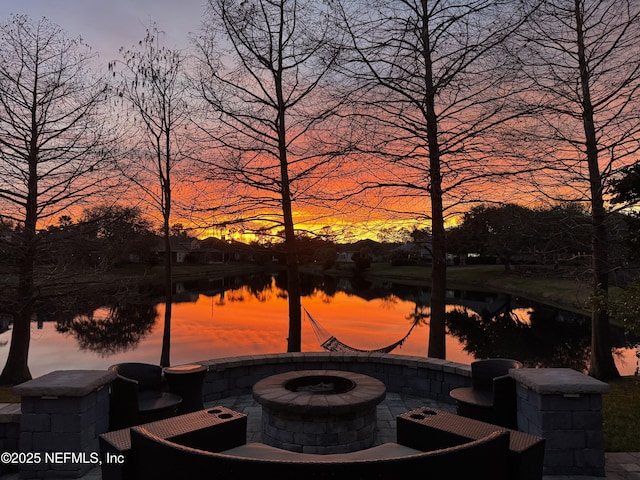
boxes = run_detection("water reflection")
[56,302,157,356]
[0,273,636,378]
[445,300,592,371]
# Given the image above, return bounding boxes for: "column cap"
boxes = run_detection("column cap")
[13,370,117,397]
[510,368,609,394]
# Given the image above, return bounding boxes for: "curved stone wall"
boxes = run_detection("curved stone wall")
[198,352,472,405]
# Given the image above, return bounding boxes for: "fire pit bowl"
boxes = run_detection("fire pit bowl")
[252,369,386,453]
[283,374,356,395]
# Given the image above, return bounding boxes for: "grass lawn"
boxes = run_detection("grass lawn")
[364,263,593,315]
[0,386,19,403]
[602,376,640,452]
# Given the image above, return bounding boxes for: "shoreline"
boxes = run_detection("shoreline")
[17,261,596,320]
[304,263,594,317]
[365,264,593,317]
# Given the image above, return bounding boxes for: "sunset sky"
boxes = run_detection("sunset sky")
[0,1,630,243]
[0,1,434,241]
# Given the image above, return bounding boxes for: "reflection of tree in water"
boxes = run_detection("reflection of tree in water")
[52,285,158,356]
[41,273,602,366]
[407,303,430,329]
[244,275,275,299]
[57,302,157,356]
[223,290,246,303]
[309,276,338,304]
[445,298,591,371]
[221,275,281,303]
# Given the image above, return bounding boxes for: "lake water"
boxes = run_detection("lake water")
[0,273,637,378]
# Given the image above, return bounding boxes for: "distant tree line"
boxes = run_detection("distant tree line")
[4,199,638,278]
[447,203,634,274]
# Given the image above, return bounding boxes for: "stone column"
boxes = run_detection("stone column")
[510,368,609,477]
[0,403,21,476]
[13,370,116,479]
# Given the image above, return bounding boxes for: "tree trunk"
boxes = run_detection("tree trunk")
[574,0,619,379]
[0,133,39,384]
[429,190,447,359]
[160,136,172,367]
[422,0,446,359]
[274,50,301,352]
[284,209,302,353]
[160,224,172,367]
[281,159,302,352]
[0,245,34,384]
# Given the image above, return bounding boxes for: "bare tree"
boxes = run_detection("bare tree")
[0,15,115,384]
[338,0,536,358]
[511,0,640,379]
[194,0,346,351]
[110,25,191,367]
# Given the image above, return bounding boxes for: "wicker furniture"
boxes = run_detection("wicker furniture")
[99,407,247,480]
[449,358,523,428]
[397,407,544,480]
[108,362,182,430]
[128,425,511,480]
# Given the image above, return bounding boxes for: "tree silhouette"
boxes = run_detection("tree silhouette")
[337,0,536,359]
[194,0,346,351]
[111,24,192,367]
[510,0,640,379]
[0,16,115,384]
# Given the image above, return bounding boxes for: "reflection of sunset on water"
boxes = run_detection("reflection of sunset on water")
[0,283,479,378]
[0,275,636,376]
[0,277,637,379]
[163,286,476,365]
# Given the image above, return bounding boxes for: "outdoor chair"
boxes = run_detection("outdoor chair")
[108,362,182,430]
[449,358,523,429]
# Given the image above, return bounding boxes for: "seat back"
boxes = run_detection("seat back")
[109,375,140,430]
[471,358,522,391]
[109,362,163,391]
[129,426,511,480]
[492,374,518,429]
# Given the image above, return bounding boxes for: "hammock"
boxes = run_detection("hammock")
[303,307,418,354]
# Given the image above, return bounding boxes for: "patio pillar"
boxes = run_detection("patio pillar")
[510,368,609,477]
[13,370,116,479]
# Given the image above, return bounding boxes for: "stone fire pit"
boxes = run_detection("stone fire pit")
[252,369,386,454]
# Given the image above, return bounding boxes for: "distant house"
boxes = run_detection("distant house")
[336,250,355,263]
[155,237,198,264]
[186,237,224,264]
[336,239,388,263]
[187,237,257,264]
